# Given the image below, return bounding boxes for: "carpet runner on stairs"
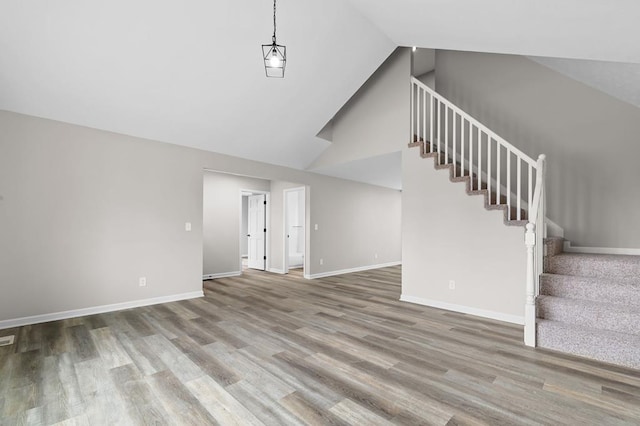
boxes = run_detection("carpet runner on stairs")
[537,237,640,369]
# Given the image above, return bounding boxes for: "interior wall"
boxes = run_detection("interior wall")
[308,47,411,170]
[401,147,527,322]
[435,50,640,248]
[0,110,402,324]
[203,172,269,277]
[413,48,436,77]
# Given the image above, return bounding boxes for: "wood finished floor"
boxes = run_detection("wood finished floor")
[2,266,640,425]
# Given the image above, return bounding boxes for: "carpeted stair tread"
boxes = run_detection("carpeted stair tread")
[547,252,640,282]
[536,319,640,370]
[537,295,640,335]
[540,273,640,307]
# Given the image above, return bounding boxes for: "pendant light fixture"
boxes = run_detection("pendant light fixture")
[262,0,286,78]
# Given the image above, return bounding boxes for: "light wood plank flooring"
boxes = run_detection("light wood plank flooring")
[2,266,640,425]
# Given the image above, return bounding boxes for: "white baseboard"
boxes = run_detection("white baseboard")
[0,291,204,330]
[268,267,285,274]
[202,271,241,280]
[563,242,640,256]
[305,261,402,280]
[399,294,524,325]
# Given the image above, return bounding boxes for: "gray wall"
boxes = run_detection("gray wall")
[413,48,435,77]
[203,172,269,276]
[0,110,402,323]
[309,48,411,170]
[402,147,527,322]
[435,50,640,248]
[529,56,640,110]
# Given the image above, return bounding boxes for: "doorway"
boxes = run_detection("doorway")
[241,189,270,272]
[284,187,306,274]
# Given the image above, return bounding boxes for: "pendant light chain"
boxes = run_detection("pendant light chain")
[272,0,277,44]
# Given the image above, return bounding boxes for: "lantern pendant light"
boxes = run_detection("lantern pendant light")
[262,0,286,78]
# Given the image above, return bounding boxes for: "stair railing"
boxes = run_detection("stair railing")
[410,76,546,346]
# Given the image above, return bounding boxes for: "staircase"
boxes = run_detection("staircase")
[410,77,640,371]
[410,76,546,348]
[408,140,528,227]
[537,237,640,369]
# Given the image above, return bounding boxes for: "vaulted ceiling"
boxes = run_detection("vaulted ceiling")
[1,1,638,172]
[347,0,640,64]
[0,0,395,169]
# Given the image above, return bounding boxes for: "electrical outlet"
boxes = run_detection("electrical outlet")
[185,222,192,232]
[320,258,324,265]
[374,253,378,259]
[0,335,14,347]
[139,277,147,287]
[314,224,318,231]
[449,280,455,290]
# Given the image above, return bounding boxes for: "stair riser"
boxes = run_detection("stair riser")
[540,275,640,308]
[544,238,564,257]
[537,320,640,370]
[537,297,640,335]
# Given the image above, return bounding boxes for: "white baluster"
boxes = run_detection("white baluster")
[507,150,511,219]
[487,136,492,200]
[478,129,482,191]
[422,90,428,145]
[453,113,457,175]
[517,159,522,220]
[470,124,474,185]
[497,144,501,204]
[461,118,465,176]
[528,164,533,221]
[411,83,414,141]
[445,107,449,164]
[437,99,441,161]
[430,96,434,152]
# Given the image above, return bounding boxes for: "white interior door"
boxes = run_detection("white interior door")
[284,187,305,273]
[247,194,266,270]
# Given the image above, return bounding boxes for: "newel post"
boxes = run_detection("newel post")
[524,222,536,347]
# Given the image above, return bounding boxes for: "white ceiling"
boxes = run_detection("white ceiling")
[2,0,639,179]
[347,0,640,64]
[0,0,395,169]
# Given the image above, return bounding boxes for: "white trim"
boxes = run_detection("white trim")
[267,267,285,274]
[563,242,640,256]
[305,261,401,279]
[0,291,204,330]
[399,294,524,325]
[203,271,241,280]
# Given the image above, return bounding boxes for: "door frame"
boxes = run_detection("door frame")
[283,186,306,274]
[240,189,270,272]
